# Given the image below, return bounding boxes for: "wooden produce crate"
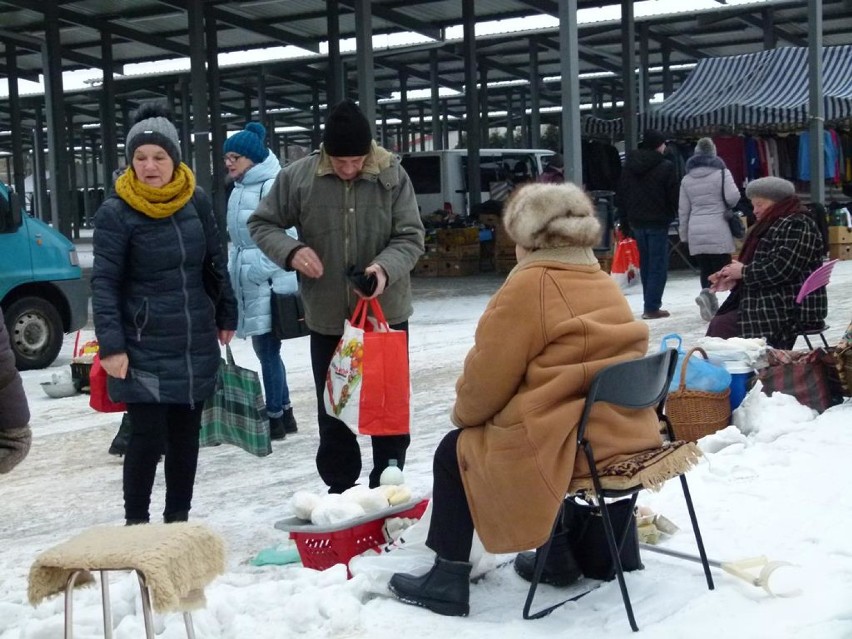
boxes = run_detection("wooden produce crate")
[828,226,852,245]
[412,253,440,277]
[439,258,480,277]
[436,227,480,246]
[829,243,852,261]
[436,243,480,260]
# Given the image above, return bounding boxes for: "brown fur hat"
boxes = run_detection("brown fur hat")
[502,182,600,250]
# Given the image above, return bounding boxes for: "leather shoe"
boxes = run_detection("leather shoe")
[641,309,671,320]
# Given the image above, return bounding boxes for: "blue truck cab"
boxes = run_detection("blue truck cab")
[0,179,89,369]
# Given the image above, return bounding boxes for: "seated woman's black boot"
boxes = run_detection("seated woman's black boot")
[389,556,472,617]
[514,534,582,587]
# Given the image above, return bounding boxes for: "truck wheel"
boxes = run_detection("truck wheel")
[4,297,64,370]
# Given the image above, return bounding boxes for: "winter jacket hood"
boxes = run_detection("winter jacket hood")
[685,153,727,173]
[623,148,666,176]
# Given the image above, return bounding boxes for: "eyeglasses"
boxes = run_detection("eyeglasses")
[223,154,243,164]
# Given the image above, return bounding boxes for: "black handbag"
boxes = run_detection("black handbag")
[721,170,745,239]
[563,497,643,581]
[202,255,225,304]
[271,292,309,340]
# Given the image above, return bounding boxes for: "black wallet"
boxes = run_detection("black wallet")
[347,267,378,296]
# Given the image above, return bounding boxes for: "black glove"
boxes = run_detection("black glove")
[347,266,377,297]
[0,426,32,474]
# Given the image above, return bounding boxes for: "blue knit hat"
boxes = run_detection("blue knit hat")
[223,122,268,164]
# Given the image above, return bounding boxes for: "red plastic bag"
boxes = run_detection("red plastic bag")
[89,353,127,413]
[610,233,641,290]
[324,298,410,436]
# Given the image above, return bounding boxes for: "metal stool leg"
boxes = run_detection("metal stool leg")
[183,612,197,639]
[64,570,84,639]
[136,573,156,639]
[100,571,114,639]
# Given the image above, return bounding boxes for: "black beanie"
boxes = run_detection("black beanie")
[639,129,667,150]
[322,99,373,157]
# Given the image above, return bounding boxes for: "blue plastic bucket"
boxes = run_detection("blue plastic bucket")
[724,362,755,411]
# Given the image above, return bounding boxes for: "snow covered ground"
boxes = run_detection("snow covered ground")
[1,259,851,639]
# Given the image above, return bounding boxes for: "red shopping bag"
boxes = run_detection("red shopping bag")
[324,298,410,436]
[89,353,127,413]
[610,232,641,290]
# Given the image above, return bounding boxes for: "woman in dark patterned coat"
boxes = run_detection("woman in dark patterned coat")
[92,103,237,525]
[0,308,31,474]
[706,177,826,349]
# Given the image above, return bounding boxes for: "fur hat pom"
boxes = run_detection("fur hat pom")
[502,183,601,250]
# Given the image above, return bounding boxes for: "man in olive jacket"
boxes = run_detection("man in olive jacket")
[249,99,425,492]
[0,308,32,474]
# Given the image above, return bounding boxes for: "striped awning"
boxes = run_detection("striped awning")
[640,45,852,133]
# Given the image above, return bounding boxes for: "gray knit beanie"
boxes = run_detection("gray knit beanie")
[695,137,717,156]
[745,177,795,202]
[125,102,181,166]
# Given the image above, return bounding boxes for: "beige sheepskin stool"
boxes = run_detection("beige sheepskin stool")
[28,522,226,639]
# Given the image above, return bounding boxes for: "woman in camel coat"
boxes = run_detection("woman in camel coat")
[389,182,668,617]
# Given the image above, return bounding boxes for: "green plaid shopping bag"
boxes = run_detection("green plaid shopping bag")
[200,345,271,457]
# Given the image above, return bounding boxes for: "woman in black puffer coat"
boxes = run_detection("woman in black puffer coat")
[92,103,237,525]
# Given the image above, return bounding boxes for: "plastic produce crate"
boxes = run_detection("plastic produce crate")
[275,498,429,574]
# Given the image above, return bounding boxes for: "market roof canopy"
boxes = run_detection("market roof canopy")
[642,45,852,133]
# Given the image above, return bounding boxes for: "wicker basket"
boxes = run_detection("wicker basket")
[665,347,731,442]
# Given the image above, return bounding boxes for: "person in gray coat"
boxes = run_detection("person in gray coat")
[249,99,425,493]
[0,308,31,474]
[678,137,741,321]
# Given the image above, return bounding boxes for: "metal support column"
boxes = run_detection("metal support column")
[639,24,651,109]
[179,79,192,162]
[187,0,213,217]
[400,70,409,152]
[807,0,824,205]
[506,89,515,148]
[380,103,389,149]
[327,0,345,107]
[5,44,26,200]
[353,0,376,135]
[65,107,79,238]
[529,37,541,149]
[559,0,582,185]
[661,41,673,98]
[100,31,117,189]
[479,60,489,144]
[430,49,443,150]
[621,0,638,151]
[206,7,227,235]
[42,1,71,236]
[763,9,778,50]
[418,103,426,151]
[312,86,322,150]
[462,0,481,210]
[33,105,47,220]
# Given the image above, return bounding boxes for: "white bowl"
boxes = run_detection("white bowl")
[41,381,79,399]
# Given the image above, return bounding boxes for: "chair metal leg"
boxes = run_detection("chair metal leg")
[522,510,561,620]
[64,570,84,639]
[802,333,814,350]
[136,572,156,639]
[598,494,640,632]
[819,332,829,349]
[100,571,114,639]
[678,475,715,591]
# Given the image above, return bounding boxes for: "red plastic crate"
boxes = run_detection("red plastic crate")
[289,499,429,574]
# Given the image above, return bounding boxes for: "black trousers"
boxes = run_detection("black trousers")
[123,402,203,522]
[310,323,411,492]
[425,429,475,562]
[694,253,732,290]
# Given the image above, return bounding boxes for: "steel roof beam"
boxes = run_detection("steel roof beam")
[339,0,442,41]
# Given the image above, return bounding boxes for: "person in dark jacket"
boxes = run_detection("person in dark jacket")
[706,177,826,349]
[0,308,31,474]
[614,129,679,319]
[91,102,237,525]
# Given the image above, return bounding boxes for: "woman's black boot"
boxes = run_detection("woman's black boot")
[388,556,472,617]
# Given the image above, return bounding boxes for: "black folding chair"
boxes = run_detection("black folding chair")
[522,349,714,630]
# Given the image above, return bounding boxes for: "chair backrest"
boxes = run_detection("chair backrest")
[796,259,838,304]
[575,349,678,443]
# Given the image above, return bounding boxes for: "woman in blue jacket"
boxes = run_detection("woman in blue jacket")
[224,123,299,439]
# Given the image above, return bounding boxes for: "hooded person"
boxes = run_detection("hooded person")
[678,137,742,321]
[388,182,685,617]
[223,122,299,440]
[706,176,827,348]
[247,99,425,493]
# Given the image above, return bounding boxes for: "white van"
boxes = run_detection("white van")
[399,148,555,217]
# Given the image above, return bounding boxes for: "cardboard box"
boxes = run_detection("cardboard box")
[828,226,852,245]
[828,243,852,261]
[437,243,480,259]
[436,227,479,246]
[412,255,440,277]
[439,258,479,277]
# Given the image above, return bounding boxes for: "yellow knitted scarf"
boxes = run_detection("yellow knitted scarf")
[115,163,196,219]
